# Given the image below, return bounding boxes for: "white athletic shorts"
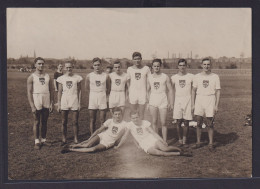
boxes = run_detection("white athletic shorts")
[61,94,79,111]
[33,93,50,110]
[173,96,192,120]
[129,90,146,105]
[139,134,158,153]
[194,95,216,117]
[109,91,125,108]
[149,93,168,109]
[98,133,115,148]
[88,91,107,110]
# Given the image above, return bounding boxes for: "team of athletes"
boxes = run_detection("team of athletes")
[27,52,221,156]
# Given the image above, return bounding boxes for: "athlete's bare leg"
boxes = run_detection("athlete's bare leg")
[176,119,183,141]
[71,135,100,148]
[149,105,159,133]
[99,109,106,125]
[159,108,168,142]
[195,115,203,144]
[138,104,146,120]
[129,103,138,113]
[89,109,97,135]
[70,143,106,153]
[155,140,182,152]
[183,120,190,144]
[72,110,79,143]
[147,147,180,156]
[61,110,69,143]
[41,108,49,139]
[206,117,214,145]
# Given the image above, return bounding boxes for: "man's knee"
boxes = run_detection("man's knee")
[195,116,203,128]
[206,118,214,128]
[176,119,183,127]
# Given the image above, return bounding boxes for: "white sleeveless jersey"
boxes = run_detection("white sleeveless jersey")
[171,73,194,97]
[56,74,83,96]
[127,66,151,92]
[32,73,50,94]
[126,120,151,144]
[148,73,168,94]
[109,72,128,91]
[89,72,107,92]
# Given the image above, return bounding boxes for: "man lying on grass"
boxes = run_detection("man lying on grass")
[61,107,126,153]
[116,111,192,157]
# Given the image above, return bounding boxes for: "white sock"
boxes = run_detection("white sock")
[183,137,187,144]
[35,139,40,144]
[41,138,46,143]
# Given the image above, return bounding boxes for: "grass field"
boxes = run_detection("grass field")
[7,70,252,180]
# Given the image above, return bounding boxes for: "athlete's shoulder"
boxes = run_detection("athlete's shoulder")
[142,120,151,127]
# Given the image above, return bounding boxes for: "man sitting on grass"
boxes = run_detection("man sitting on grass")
[61,107,126,153]
[116,111,192,157]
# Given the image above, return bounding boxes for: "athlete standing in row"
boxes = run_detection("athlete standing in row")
[171,59,194,147]
[127,52,151,120]
[85,58,111,135]
[53,63,63,105]
[27,57,53,149]
[147,59,174,142]
[109,60,128,115]
[191,58,221,152]
[57,62,83,145]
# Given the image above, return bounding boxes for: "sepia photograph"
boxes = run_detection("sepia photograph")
[6,8,252,180]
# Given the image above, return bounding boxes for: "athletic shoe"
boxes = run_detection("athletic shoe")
[34,143,41,150]
[208,144,216,152]
[180,150,193,157]
[61,146,71,154]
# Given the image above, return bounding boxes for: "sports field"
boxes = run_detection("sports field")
[7,70,252,179]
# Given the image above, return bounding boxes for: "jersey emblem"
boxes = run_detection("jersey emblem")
[179,80,186,88]
[66,81,73,89]
[136,127,143,135]
[154,82,160,90]
[39,78,45,85]
[135,73,141,80]
[115,79,121,86]
[96,81,101,87]
[203,80,209,88]
[112,126,118,134]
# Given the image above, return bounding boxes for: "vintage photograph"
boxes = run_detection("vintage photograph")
[7,8,252,180]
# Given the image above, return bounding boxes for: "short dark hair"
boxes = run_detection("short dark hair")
[113,59,121,65]
[152,58,162,66]
[92,57,101,64]
[106,64,113,69]
[130,110,139,117]
[178,59,187,65]
[132,52,142,59]
[112,107,122,114]
[34,57,45,64]
[202,58,211,63]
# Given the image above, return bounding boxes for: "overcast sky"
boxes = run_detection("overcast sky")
[7,8,251,60]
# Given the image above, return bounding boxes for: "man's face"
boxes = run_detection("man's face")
[113,63,121,74]
[113,111,123,123]
[178,62,187,72]
[131,113,141,125]
[93,61,101,72]
[152,62,161,73]
[65,63,73,73]
[58,64,63,71]
[35,60,45,71]
[133,56,142,66]
[202,60,211,72]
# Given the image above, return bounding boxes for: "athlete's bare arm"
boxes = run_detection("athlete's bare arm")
[48,76,54,113]
[191,87,197,113]
[166,76,174,110]
[146,78,151,103]
[85,74,90,105]
[27,74,36,113]
[115,129,129,149]
[171,80,176,109]
[77,81,82,111]
[53,79,58,91]
[215,89,221,114]
[113,128,127,147]
[57,83,62,113]
[106,74,111,96]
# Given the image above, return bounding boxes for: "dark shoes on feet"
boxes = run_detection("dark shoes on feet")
[61,146,71,154]
[208,144,216,152]
[180,149,193,157]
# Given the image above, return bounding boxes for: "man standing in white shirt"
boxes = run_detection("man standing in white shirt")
[191,58,221,152]
[171,59,194,147]
[127,52,151,120]
[57,62,83,145]
[27,57,53,149]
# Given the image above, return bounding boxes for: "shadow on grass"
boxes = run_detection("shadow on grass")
[167,128,239,147]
